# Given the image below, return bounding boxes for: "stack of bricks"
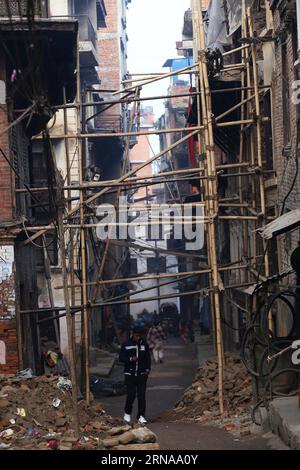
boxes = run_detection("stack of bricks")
[0,320,18,374]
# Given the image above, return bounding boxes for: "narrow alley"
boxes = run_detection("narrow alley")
[100,336,274,450]
[0,0,300,458]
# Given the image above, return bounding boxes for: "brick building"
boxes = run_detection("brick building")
[0,2,78,374]
[0,0,133,374]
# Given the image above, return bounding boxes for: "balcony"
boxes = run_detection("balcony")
[51,14,98,70]
[0,0,49,18]
[76,15,99,78]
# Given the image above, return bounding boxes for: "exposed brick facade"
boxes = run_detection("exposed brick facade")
[271,5,300,271]
[0,320,18,374]
[96,0,129,129]
[0,57,14,223]
[0,54,18,373]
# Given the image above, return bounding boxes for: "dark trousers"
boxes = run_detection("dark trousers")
[124,374,148,418]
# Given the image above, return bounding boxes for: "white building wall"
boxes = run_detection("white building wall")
[49,0,70,16]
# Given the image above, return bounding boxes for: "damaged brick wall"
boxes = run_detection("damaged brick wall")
[0,321,17,374]
[96,0,128,131]
[0,245,18,374]
[0,56,14,223]
[272,5,300,271]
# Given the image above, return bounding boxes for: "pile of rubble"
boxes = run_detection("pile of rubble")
[0,372,158,450]
[175,353,252,421]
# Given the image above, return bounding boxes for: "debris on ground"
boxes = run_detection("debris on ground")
[0,373,158,450]
[172,353,253,437]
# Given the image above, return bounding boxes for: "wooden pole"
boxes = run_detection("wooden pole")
[33,117,269,141]
[76,43,90,405]
[42,235,60,346]
[53,263,248,290]
[92,87,140,306]
[247,9,269,279]
[113,62,199,95]
[196,0,224,414]
[67,129,200,218]
[57,207,80,436]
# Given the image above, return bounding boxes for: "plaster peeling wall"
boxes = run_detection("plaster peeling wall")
[0,245,15,319]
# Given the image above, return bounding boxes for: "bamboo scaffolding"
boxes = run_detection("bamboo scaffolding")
[91,87,141,311]
[33,117,269,141]
[54,263,248,290]
[63,87,76,353]
[6,0,274,420]
[247,8,269,279]
[196,0,224,414]
[15,161,254,193]
[76,61,90,404]
[57,202,80,436]
[113,62,200,95]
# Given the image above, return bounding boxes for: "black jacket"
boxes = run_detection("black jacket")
[119,338,151,376]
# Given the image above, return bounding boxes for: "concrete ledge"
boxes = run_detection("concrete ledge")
[268,397,300,450]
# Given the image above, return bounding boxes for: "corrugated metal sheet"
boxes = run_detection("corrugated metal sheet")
[257,209,300,240]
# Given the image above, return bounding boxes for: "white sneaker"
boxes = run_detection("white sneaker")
[138,416,147,425]
[124,413,131,423]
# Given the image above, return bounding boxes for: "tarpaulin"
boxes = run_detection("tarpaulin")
[205,0,255,49]
[205,0,230,50]
[226,0,255,36]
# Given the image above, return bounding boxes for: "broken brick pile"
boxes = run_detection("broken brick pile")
[175,353,252,420]
[0,374,158,450]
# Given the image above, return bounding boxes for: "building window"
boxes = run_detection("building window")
[147,257,167,274]
[96,0,106,28]
[129,258,138,275]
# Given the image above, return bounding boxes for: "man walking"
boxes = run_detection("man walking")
[119,325,151,424]
[147,321,166,364]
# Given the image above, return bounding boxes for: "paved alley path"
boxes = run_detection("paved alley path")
[99,338,274,450]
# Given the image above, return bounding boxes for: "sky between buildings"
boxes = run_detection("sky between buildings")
[127,0,190,119]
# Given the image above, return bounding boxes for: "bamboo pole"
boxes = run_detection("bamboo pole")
[54,263,248,290]
[57,207,80,436]
[33,117,269,141]
[63,87,76,310]
[63,88,76,356]
[67,129,200,218]
[76,47,90,405]
[215,92,264,122]
[239,8,249,295]
[42,235,60,346]
[92,87,140,307]
[121,70,197,84]
[113,62,199,95]
[247,9,269,279]
[14,87,269,114]
[16,162,253,193]
[196,0,224,414]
